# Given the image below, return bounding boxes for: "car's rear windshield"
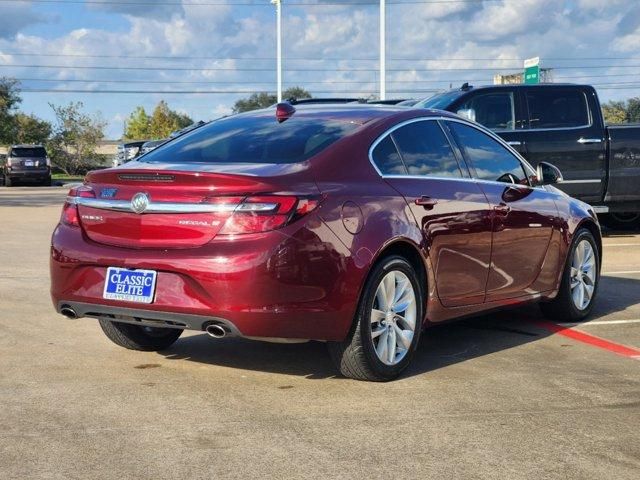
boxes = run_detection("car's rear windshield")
[11,147,47,157]
[140,115,360,164]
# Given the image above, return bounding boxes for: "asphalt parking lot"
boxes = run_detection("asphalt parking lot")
[1,187,638,480]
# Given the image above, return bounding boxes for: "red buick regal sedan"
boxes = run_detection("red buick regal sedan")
[50,103,601,381]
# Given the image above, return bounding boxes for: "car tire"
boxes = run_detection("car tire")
[42,176,52,187]
[328,255,423,381]
[540,228,600,322]
[599,212,640,231]
[98,319,183,351]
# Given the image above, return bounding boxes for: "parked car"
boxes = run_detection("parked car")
[1,144,51,187]
[414,83,640,229]
[113,141,146,167]
[139,139,167,156]
[51,104,601,381]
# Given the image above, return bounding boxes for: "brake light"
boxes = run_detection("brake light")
[46,157,51,167]
[6,158,12,167]
[61,202,79,227]
[60,186,96,227]
[219,195,321,235]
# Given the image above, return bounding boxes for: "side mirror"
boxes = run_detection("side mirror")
[456,108,476,122]
[536,162,563,185]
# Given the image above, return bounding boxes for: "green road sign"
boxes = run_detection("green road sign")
[524,57,540,84]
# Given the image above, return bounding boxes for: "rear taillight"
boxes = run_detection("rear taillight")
[46,157,51,167]
[6,158,13,167]
[60,186,96,227]
[61,202,79,227]
[219,195,322,235]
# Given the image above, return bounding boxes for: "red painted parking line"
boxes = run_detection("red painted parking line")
[533,320,640,360]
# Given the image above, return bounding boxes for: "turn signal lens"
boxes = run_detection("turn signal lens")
[219,195,321,235]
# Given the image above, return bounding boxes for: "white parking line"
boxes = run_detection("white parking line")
[557,319,640,327]
[602,243,640,247]
[602,270,640,275]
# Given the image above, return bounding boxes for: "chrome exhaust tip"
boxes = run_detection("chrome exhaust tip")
[60,307,78,319]
[205,324,227,339]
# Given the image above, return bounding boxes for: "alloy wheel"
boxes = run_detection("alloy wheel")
[370,270,417,366]
[570,239,597,311]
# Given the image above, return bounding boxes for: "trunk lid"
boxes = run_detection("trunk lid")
[78,164,316,249]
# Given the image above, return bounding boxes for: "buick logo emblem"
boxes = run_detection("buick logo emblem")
[131,192,150,214]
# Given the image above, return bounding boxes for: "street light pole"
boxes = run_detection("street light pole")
[272,0,283,102]
[380,0,386,100]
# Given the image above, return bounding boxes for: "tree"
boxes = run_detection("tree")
[626,97,640,123]
[0,77,22,144]
[48,102,107,175]
[601,97,640,124]
[602,100,628,124]
[232,87,312,113]
[124,106,151,140]
[13,113,52,145]
[124,101,193,139]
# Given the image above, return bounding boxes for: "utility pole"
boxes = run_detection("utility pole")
[380,0,386,100]
[271,0,283,102]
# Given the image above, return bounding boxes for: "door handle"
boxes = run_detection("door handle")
[415,196,437,210]
[494,203,511,215]
[507,141,522,147]
[577,138,602,144]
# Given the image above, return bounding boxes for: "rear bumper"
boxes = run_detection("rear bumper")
[50,219,364,341]
[56,301,242,334]
[6,169,50,180]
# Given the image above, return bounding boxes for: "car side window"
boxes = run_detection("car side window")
[391,121,463,178]
[526,89,590,129]
[447,122,529,185]
[458,92,516,131]
[371,135,406,175]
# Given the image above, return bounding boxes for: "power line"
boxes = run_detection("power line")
[12,76,640,85]
[2,52,640,63]
[0,0,499,6]
[3,63,640,72]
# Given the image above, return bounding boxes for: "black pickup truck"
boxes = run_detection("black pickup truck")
[415,84,640,229]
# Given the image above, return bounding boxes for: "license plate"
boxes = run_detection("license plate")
[24,161,34,167]
[103,267,157,304]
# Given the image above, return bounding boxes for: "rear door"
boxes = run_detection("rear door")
[370,118,494,307]
[445,120,558,301]
[519,86,606,203]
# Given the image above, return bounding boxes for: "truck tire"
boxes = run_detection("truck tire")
[328,255,423,382]
[99,319,182,351]
[540,228,600,322]
[599,212,640,231]
[4,176,13,187]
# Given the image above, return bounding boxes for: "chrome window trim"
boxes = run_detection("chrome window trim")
[68,196,240,214]
[559,179,601,184]
[368,115,540,186]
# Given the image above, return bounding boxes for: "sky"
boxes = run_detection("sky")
[0,0,638,138]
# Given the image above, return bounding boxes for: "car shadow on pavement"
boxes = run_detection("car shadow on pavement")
[156,274,640,380]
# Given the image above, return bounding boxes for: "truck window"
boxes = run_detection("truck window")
[526,89,590,129]
[447,122,528,185]
[458,92,516,131]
